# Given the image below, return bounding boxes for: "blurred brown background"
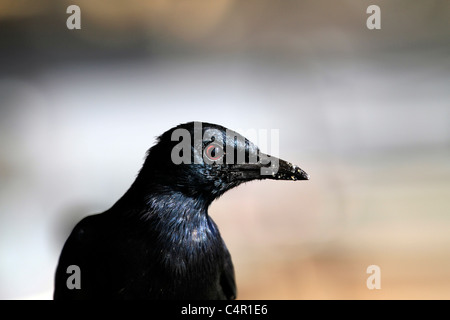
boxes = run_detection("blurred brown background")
[0,0,449,299]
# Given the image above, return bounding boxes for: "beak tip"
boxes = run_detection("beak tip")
[299,171,309,181]
[292,165,309,181]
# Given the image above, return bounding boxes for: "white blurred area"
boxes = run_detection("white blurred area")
[0,0,449,299]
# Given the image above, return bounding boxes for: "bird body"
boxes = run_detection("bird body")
[54,122,308,299]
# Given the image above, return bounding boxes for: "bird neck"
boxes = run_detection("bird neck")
[112,182,211,223]
[110,183,222,267]
[144,192,209,221]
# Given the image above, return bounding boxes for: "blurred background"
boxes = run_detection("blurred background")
[0,0,449,299]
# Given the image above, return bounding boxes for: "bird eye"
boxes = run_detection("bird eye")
[204,142,224,162]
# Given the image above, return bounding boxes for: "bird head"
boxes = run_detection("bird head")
[138,122,309,203]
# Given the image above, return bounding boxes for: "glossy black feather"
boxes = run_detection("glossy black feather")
[54,121,308,300]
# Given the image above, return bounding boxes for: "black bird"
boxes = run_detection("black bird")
[54,121,309,299]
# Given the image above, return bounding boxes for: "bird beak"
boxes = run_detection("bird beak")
[260,153,310,181]
[226,153,309,182]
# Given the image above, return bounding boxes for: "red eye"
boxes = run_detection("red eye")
[204,143,224,161]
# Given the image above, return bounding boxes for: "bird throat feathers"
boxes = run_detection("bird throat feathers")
[141,192,219,245]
